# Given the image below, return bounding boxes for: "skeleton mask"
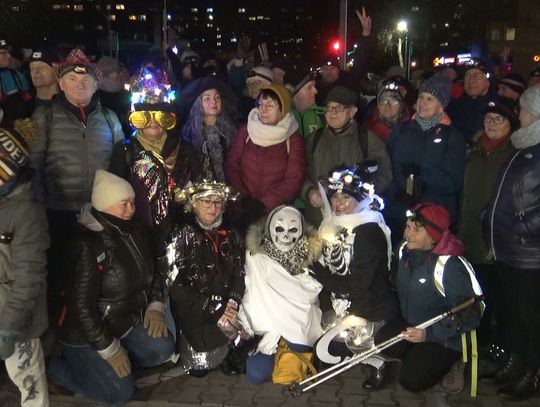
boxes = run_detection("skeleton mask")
[267,206,303,252]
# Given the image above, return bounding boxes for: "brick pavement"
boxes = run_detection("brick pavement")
[3,362,540,407]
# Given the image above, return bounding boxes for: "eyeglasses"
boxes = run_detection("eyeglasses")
[198,198,224,209]
[257,101,278,111]
[405,206,444,233]
[325,104,348,114]
[484,114,506,125]
[129,111,176,130]
[464,72,487,80]
[379,98,400,107]
[246,80,263,90]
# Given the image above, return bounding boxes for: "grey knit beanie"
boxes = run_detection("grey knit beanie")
[419,73,453,109]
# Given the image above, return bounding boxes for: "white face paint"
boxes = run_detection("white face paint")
[269,207,303,252]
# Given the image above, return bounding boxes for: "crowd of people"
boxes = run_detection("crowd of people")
[1,7,540,406]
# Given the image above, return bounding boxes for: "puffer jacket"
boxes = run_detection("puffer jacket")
[30,97,124,211]
[0,181,49,339]
[165,215,245,352]
[60,206,164,351]
[225,124,305,212]
[483,142,540,270]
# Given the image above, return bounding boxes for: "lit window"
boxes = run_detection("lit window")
[505,28,516,41]
[207,23,213,28]
[52,4,61,10]
[138,15,147,21]
[490,29,501,41]
[74,24,84,31]
[191,8,198,13]
[207,8,213,13]
[73,4,83,11]
[217,42,222,47]
[257,16,264,20]
[11,5,20,11]
[128,15,136,21]
[238,8,246,13]
[61,4,70,10]
[96,25,104,30]
[248,16,256,21]
[108,14,116,21]
[216,27,220,32]
[116,4,125,10]
[208,15,213,20]
[216,34,221,39]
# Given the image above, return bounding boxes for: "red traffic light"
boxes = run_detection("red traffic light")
[332,40,341,52]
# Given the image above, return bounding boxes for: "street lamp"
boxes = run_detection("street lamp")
[397,20,410,80]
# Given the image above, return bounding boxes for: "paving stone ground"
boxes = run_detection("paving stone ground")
[2,361,540,407]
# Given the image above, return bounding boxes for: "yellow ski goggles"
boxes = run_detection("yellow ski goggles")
[128,111,177,130]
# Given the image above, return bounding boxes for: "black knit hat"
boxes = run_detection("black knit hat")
[485,96,519,131]
[324,86,357,106]
[286,69,315,95]
[0,39,11,51]
[30,48,58,67]
[465,58,490,76]
[499,73,526,96]
[419,73,452,109]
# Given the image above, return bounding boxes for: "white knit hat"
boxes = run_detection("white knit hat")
[91,169,135,211]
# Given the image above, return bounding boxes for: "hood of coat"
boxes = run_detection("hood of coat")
[78,203,104,232]
[246,219,323,268]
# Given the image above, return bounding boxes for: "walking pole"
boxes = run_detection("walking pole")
[289,296,481,396]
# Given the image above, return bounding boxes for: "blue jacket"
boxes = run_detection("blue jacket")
[483,142,540,270]
[387,119,465,222]
[396,248,480,352]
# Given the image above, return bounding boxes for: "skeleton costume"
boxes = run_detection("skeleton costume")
[164,181,245,372]
[241,206,323,353]
[311,165,398,371]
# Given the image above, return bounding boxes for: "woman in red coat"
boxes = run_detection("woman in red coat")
[225,84,305,212]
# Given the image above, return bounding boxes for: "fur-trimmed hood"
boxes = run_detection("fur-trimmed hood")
[246,219,323,268]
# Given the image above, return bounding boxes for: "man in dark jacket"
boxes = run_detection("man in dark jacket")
[30,48,124,323]
[447,60,497,143]
[315,7,372,106]
[0,122,50,406]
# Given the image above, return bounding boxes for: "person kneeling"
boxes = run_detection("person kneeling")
[240,206,324,384]
[48,170,174,404]
[375,203,482,393]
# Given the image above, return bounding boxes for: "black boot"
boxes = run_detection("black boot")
[362,362,389,390]
[497,366,540,401]
[482,353,524,385]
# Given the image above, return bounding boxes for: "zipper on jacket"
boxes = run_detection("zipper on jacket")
[489,150,520,261]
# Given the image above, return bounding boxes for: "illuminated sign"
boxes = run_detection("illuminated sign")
[457,53,472,64]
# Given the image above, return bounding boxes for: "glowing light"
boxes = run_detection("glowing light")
[397,20,408,32]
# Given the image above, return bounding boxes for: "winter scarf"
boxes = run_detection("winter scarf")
[246,108,299,147]
[479,132,511,153]
[511,119,540,149]
[137,131,167,155]
[261,235,309,276]
[201,124,228,181]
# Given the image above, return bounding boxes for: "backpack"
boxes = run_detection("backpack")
[312,126,368,161]
[272,339,317,385]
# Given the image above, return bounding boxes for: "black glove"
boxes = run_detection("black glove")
[204,294,226,323]
[401,163,421,177]
[396,189,416,209]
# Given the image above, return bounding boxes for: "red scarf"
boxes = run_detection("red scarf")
[479,132,510,153]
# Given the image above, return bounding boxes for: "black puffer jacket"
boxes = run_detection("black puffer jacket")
[61,207,164,350]
[165,215,245,352]
[483,142,540,270]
